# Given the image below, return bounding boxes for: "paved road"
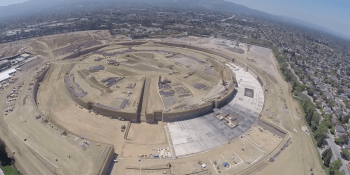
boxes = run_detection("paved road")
[325,132,349,175]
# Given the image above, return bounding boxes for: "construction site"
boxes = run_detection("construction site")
[0,31,324,175]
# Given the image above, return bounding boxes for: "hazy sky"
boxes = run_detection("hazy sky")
[0,0,28,7]
[0,0,349,38]
[227,0,350,38]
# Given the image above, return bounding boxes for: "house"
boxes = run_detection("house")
[324,106,332,115]
[335,98,344,106]
[332,106,343,118]
[322,102,328,108]
[343,142,350,150]
[325,92,334,101]
[340,94,348,100]
[335,125,347,138]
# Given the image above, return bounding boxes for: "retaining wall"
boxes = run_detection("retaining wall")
[64,86,92,109]
[145,112,155,123]
[97,146,115,175]
[92,104,138,122]
[62,45,107,60]
[118,41,147,46]
[65,87,139,122]
[217,66,236,108]
[143,81,236,123]
[32,65,51,105]
[63,73,139,122]
[61,41,241,123]
[216,87,236,108]
[162,102,215,122]
[154,42,235,62]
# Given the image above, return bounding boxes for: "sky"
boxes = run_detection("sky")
[0,0,28,7]
[227,0,350,39]
[0,0,349,38]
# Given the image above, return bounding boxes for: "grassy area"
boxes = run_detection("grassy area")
[0,166,21,175]
[294,97,330,175]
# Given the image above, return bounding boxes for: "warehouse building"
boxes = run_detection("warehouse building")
[0,69,16,84]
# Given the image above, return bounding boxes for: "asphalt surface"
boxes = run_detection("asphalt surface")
[325,132,349,175]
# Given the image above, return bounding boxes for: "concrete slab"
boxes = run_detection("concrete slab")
[167,63,264,157]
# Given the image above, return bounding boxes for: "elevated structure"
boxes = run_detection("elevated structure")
[0,68,16,83]
[59,41,237,123]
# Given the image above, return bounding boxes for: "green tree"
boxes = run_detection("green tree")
[344,101,350,108]
[330,127,335,135]
[340,135,349,144]
[314,131,327,147]
[322,148,332,160]
[0,139,13,166]
[341,115,350,124]
[329,160,343,175]
[322,119,333,129]
[324,151,333,167]
[316,101,322,109]
[335,138,343,145]
[341,148,350,160]
[307,88,314,96]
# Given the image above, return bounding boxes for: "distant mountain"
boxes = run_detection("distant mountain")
[0,0,278,21]
[0,0,346,39]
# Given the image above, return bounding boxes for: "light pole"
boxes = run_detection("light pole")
[139,159,142,175]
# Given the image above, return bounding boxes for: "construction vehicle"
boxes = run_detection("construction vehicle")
[121,125,126,132]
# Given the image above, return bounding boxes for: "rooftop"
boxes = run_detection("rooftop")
[0,68,16,82]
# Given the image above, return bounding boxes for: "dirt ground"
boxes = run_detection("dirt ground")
[0,63,113,175]
[207,39,324,175]
[111,38,323,175]
[0,32,324,175]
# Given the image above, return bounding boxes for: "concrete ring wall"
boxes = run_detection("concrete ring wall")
[62,41,238,123]
[162,102,215,122]
[32,65,51,105]
[63,82,139,122]
[61,45,108,60]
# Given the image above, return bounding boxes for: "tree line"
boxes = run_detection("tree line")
[273,47,347,175]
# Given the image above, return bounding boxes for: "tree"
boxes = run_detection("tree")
[322,119,333,129]
[344,101,350,108]
[307,88,314,96]
[341,148,350,160]
[341,115,350,124]
[329,160,343,175]
[322,148,332,160]
[335,138,343,145]
[294,83,306,92]
[314,131,327,147]
[327,100,335,108]
[316,101,322,109]
[330,127,335,135]
[0,138,6,156]
[340,135,349,144]
[324,150,333,167]
[0,139,13,166]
